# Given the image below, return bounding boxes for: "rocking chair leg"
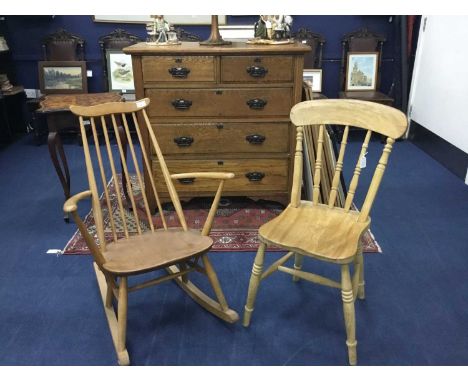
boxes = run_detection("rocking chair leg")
[94,263,130,366]
[292,253,304,282]
[341,264,357,365]
[243,242,266,327]
[179,262,189,283]
[117,277,129,366]
[105,275,115,308]
[202,255,228,311]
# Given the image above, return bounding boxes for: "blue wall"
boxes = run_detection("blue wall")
[3,15,397,99]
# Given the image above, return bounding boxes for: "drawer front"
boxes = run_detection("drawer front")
[221,55,293,83]
[146,88,293,117]
[142,56,215,82]
[152,122,290,154]
[152,159,289,193]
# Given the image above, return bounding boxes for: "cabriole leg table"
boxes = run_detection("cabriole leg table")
[38,92,123,222]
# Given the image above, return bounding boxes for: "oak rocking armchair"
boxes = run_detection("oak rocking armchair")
[243,99,407,365]
[65,98,239,365]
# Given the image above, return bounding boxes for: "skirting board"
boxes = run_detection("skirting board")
[409,120,468,183]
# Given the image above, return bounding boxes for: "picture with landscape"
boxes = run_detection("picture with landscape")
[43,66,84,90]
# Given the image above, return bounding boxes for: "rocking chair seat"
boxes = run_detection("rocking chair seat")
[102,228,213,276]
[259,201,370,263]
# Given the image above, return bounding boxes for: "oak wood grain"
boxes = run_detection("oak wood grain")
[221,55,293,83]
[152,158,289,193]
[145,87,293,118]
[124,41,311,55]
[142,56,215,83]
[126,42,307,207]
[152,122,290,155]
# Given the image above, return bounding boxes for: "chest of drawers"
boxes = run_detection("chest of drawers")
[124,42,310,209]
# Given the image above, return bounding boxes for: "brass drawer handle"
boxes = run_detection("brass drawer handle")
[168,67,191,78]
[171,99,192,110]
[247,98,267,110]
[178,178,195,184]
[246,134,266,144]
[245,172,265,182]
[247,65,268,78]
[174,136,194,147]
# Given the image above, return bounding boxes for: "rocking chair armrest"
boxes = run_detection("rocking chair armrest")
[171,172,235,180]
[63,190,93,213]
[63,190,106,267]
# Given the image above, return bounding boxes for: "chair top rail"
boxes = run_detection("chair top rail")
[290,99,407,139]
[70,98,150,117]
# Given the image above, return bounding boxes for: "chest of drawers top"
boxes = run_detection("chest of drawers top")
[123,41,311,56]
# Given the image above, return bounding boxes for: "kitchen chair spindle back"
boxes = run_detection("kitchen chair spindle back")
[243,99,407,365]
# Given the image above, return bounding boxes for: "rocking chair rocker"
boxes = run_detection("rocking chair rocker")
[65,98,238,365]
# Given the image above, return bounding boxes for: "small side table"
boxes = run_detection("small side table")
[37,92,123,221]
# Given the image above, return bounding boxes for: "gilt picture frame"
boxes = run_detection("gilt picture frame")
[106,50,135,93]
[345,52,378,91]
[38,61,87,94]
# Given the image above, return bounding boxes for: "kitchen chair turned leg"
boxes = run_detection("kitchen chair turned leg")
[341,264,357,365]
[292,253,304,282]
[243,242,266,327]
[356,252,365,300]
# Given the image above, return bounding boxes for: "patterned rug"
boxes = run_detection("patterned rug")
[63,175,382,254]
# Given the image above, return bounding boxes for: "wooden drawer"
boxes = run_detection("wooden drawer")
[221,55,293,83]
[142,56,215,82]
[146,88,293,118]
[152,158,289,193]
[152,122,290,155]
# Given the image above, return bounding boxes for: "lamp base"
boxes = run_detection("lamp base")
[199,15,232,46]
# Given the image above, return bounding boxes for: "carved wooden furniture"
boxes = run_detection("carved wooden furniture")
[123,41,310,209]
[339,28,393,106]
[292,28,325,69]
[66,98,238,365]
[42,28,85,61]
[37,29,89,152]
[37,92,122,220]
[243,99,407,365]
[99,29,141,92]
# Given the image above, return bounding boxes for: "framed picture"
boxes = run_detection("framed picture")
[106,50,135,93]
[93,15,226,25]
[303,69,322,93]
[38,61,87,94]
[346,52,379,91]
